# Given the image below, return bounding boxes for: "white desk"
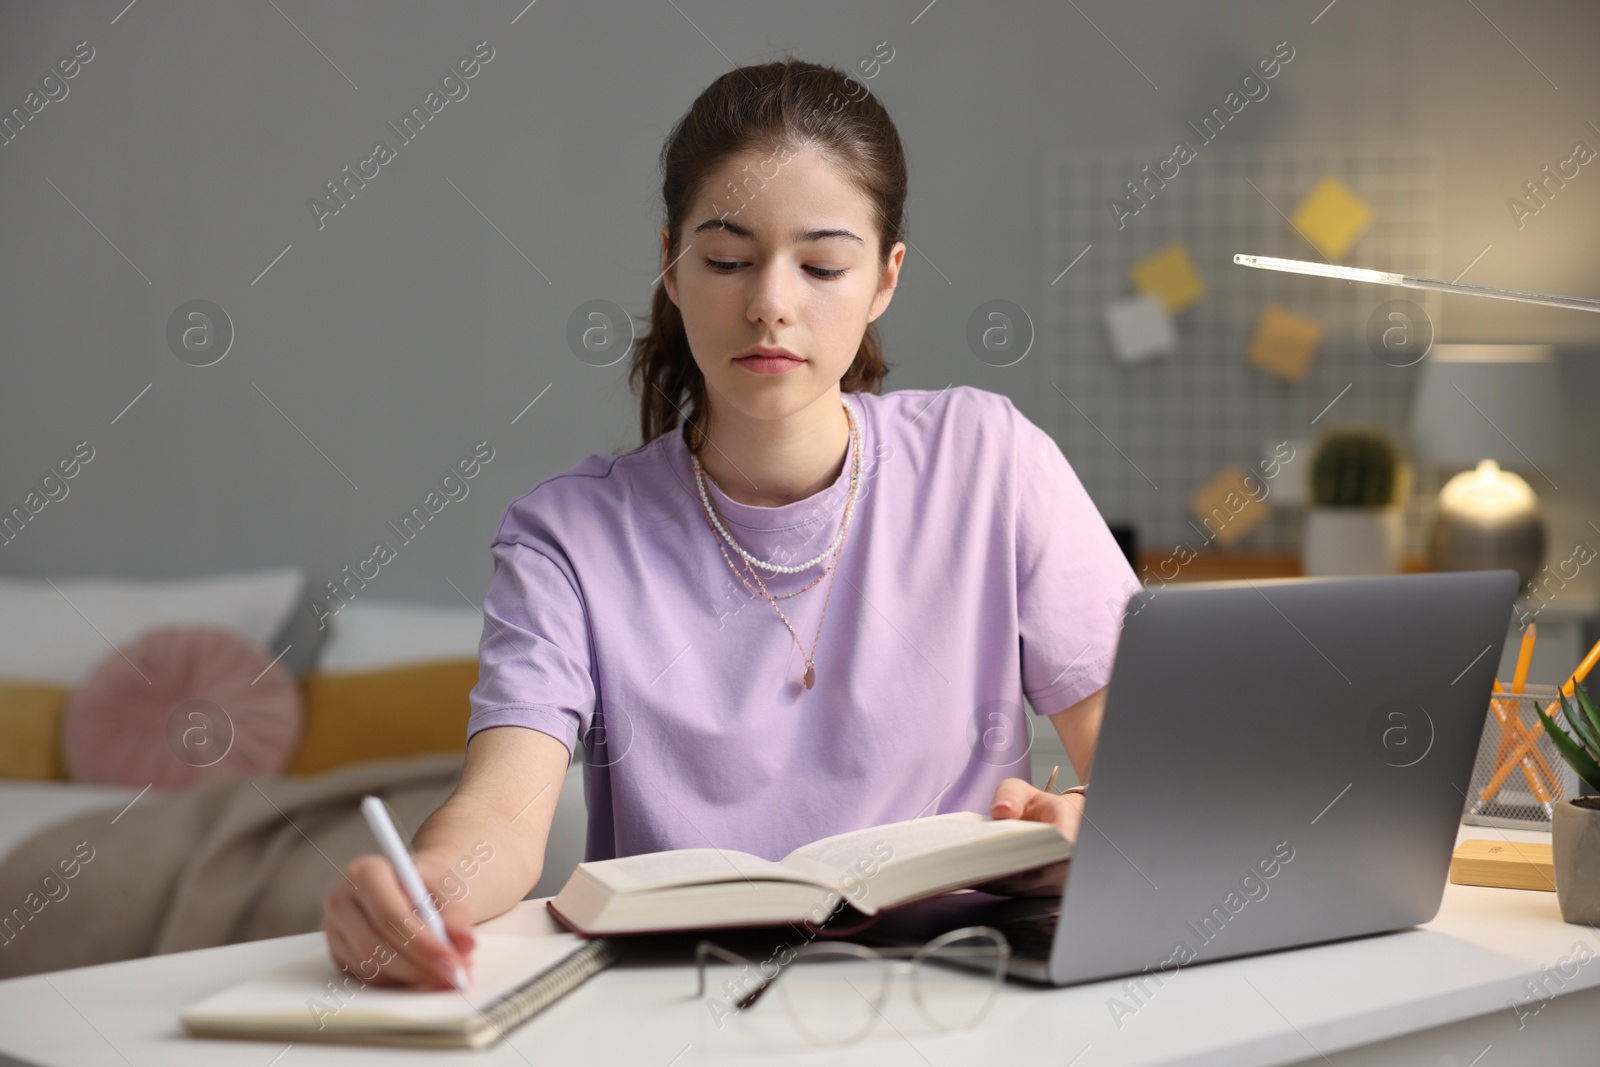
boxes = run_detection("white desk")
[1,824,1596,1067]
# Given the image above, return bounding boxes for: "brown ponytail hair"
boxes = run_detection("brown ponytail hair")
[628,57,908,452]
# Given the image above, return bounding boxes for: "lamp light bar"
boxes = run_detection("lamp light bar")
[1233,253,1600,315]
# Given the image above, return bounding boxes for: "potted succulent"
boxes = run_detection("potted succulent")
[1302,428,1410,576]
[1534,684,1600,925]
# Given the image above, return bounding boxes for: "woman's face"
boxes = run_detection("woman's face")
[661,146,905,428]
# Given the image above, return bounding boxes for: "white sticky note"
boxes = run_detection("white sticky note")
[1266,437,1310,507]
[1104,293,1177,364]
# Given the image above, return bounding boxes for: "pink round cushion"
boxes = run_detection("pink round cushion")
[62,625,303,790]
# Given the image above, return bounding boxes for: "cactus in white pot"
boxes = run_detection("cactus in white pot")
[1302,428,1410,576]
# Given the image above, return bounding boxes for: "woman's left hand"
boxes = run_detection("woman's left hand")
[990,777,1084,841]
[973,777,1083,897]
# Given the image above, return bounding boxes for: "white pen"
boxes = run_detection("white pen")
[359,795,469,990]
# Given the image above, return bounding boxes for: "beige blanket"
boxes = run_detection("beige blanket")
[0,753,465,980]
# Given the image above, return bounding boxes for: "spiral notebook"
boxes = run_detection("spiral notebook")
[180,932,620,1050]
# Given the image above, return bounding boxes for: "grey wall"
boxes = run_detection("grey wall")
[2,1,1597,604]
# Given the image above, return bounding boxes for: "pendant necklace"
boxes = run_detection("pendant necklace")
[691,397,861,690]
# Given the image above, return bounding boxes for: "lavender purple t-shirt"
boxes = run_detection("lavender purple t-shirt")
[466,386,1139,862]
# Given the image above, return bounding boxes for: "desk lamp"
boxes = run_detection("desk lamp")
[1409,345,1564,587]
[1233,253,1587,590]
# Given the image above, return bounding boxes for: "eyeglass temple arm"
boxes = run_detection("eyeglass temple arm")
[735,976,776,1010]
[694,940,765,1001]
[736,943,1008,1012]
[693,940,784,1009]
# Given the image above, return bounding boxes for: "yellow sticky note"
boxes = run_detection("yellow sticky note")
[1247,304,1324,382]
[1188,466,1271,549]
[1290,176,1372,261]
[1130,243,1206,314]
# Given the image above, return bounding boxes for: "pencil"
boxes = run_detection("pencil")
[1482,637,1600,805]
[1561,637,1600,698]
[1509,624,1564,790]
[1486,681,1555,808]
[1513,623,1537,692]
[1491,624,1538,772]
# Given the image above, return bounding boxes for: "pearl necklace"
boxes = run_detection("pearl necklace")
[692,402,861,690]
[689,396,861,574]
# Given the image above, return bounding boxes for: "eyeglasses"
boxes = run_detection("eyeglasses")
[694,926,1010,1045]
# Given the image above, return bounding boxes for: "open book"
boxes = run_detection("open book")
[549,812,1073,936]
[179,933,619,1050]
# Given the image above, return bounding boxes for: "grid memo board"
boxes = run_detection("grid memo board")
[1039,141,1441,557]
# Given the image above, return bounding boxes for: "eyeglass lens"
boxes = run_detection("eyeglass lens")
[778,946,887,1045]
[912,931,1007,1030]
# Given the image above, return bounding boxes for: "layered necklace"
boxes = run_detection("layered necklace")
[690,396,861,691]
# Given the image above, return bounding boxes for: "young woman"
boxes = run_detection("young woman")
[323,58,1138,989]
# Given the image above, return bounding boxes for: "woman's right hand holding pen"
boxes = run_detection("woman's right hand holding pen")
[323,850,477,990]
[319,728,571,990]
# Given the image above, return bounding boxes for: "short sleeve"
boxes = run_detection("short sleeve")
[465,538,597,757]
[1012,408,1141,714]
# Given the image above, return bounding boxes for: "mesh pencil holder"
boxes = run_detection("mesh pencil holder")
[1462,683,1587,830]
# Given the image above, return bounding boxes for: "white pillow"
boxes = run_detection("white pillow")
[0,567,305,685]
[316,600,485,673]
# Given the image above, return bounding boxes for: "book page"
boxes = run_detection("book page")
[782,812,1059,885]
[579,847,820,893]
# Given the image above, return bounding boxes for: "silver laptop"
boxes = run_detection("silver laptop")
[868,570,1521,986]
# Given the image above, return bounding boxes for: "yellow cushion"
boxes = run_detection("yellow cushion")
[288,658,479,776]
[0,679,74,780]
